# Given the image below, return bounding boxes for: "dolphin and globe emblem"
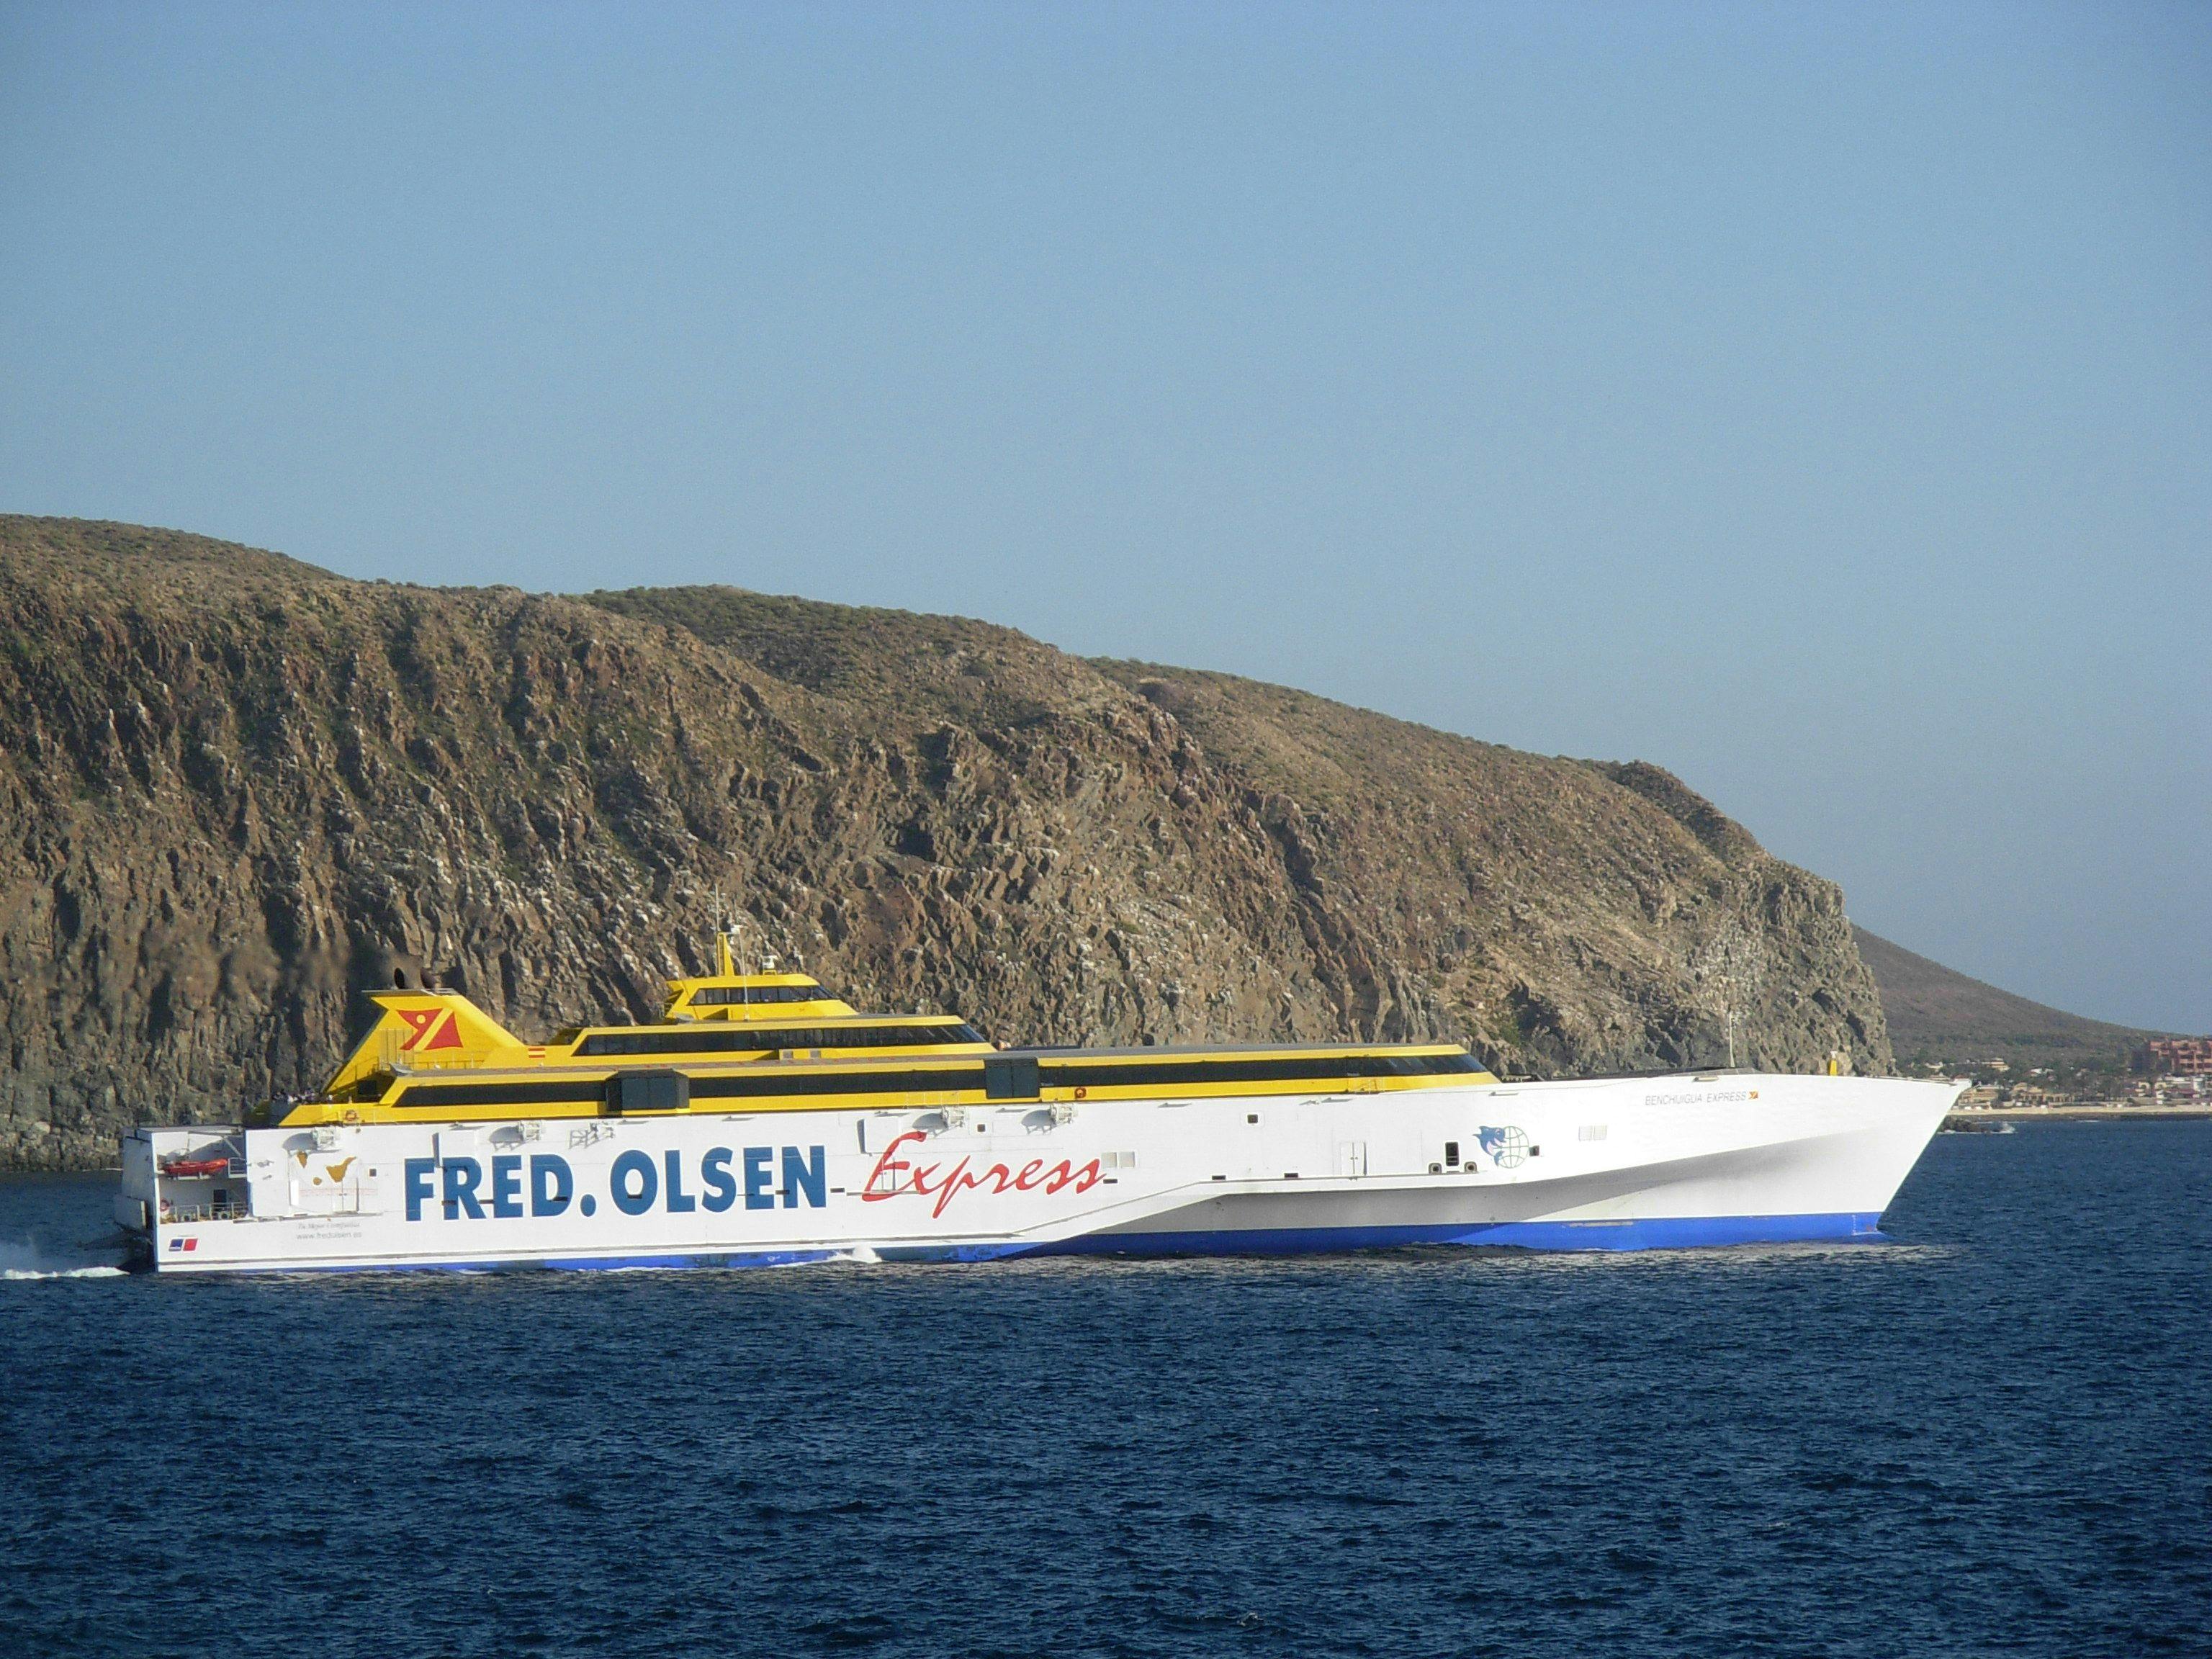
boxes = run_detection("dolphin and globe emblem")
[1478,1125,1529,1169]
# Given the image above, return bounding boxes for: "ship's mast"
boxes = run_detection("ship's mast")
[723,917,750,1009]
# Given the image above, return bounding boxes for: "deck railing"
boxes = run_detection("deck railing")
[164,1197,249,1223]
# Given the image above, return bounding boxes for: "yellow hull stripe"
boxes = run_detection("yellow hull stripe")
[284,1065,1493,1127]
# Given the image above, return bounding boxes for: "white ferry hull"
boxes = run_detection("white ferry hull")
[119,1072,1956,1274]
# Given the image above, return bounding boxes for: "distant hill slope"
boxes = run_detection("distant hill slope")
[1853,927,2159,1069]
[1,515,1889,1169]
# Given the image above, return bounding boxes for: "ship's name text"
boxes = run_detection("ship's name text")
[403,1146,827,1223]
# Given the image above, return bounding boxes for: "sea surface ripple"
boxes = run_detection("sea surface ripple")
[1,1121,2206,1658]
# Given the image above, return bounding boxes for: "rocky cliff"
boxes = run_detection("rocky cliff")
[0,516,1891,1169]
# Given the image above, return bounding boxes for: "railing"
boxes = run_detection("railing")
[375,1028,490,1075]
[165,1197,248,1223]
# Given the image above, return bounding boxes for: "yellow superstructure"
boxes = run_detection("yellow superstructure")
[285,940,1494,1129]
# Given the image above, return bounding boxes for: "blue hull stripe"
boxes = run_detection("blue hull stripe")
[876,1241,1034,1264]
[163,1213,1883,1274]
[1029,1211,1886,1259]
[180,1247,850,1276]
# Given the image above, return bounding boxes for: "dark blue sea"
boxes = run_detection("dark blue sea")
[3,1120,2207,1658]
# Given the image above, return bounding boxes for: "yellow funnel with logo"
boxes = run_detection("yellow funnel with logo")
[323,992,526,1098]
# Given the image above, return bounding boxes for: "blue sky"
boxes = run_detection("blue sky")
[3,3,2207,1031]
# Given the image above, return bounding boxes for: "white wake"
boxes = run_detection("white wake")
[0,1237,127,1280]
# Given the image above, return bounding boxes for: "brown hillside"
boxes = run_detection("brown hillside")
[1853,927,2159,1069]
[1,516,1889,1169]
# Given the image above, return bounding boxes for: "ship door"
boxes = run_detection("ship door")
[1336,1141,1368,1178]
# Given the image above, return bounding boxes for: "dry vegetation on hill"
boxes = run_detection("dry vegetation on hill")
[1,516,1889,1168]
[1853,927,2159,1074]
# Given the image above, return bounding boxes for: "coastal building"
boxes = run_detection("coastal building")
[2141,1038,2212,1076]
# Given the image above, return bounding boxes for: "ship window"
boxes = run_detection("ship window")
[686,984,831,1007]
[608,1070,690,1115]
[690,1066,988,1102]
[1040,1051,1481,1091]
[393,1079,608,1109]
[984,1056,1040,1102]
[1444,1140,1460,1167]
[575,1022,986,1058]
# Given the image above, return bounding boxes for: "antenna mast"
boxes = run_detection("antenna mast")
[727,916,750,1009]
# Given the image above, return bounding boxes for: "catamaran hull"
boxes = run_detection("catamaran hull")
[119,1072,1956,1274]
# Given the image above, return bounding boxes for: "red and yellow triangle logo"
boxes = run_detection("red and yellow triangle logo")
[396,1007,462,1051]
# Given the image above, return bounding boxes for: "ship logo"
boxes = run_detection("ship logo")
[396,1008,463,1052]
[1478,1126,1529,1169]
[292,1154,359,1187]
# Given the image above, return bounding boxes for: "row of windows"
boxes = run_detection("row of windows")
[1037,1052,1481,1090]
[391,1079,608,1108]
[690,1067,986,1101]
[387,1048,1478,1110]
[575,1023,986,1057]
[684,984,830,1007]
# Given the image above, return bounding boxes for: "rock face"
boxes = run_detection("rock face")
[0,516,1891,1169]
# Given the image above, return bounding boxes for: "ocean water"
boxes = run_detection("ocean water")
[1,1122,2206,1659]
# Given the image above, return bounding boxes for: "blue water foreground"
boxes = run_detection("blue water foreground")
[2,1120,2207,1658]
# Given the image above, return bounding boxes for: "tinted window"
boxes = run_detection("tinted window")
[686,984,830,1007]
[609,1070,689,1113]
[984,1056,1041,1101]
[575,1023,984,1057]
[1038,1052,1480,1089]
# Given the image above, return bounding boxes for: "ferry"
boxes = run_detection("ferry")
[115,936,1958,1273]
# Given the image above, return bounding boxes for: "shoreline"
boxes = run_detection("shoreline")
[1946,1105,2212,1125]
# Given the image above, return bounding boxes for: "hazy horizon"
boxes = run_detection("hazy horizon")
[4,4,2206,1030]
